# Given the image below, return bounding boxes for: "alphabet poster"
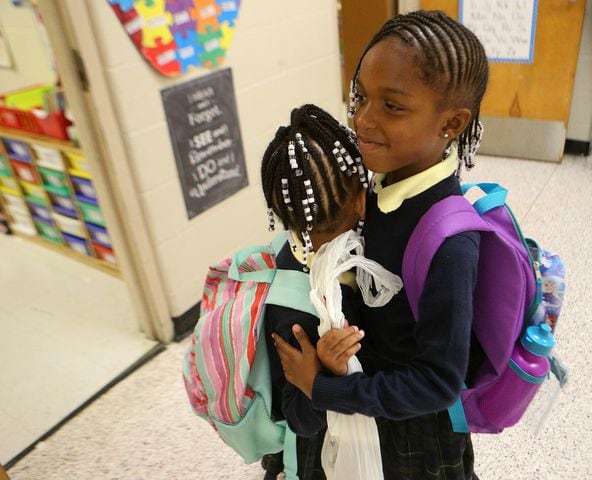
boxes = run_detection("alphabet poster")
[161,68,248,219]
[108,0,240,76]
[459,0,539,63]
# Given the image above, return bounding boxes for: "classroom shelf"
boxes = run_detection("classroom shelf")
[0,127,119,275]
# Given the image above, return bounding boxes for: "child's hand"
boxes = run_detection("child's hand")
[272,325,321,399]
[317,324,364,376]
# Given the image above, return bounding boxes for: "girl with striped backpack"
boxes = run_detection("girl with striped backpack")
[183,104,399,479]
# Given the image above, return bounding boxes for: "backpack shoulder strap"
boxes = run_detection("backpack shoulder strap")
[266,232,319,317]
[402,194,493,319]
[282,426,299,480]
[266,269,318,318]
[270,231,288,255]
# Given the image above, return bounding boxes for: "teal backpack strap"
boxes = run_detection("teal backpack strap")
[267,232,315,315]
[266,269,318,317]
[461,182,508,215]
[447,384,469,433]
[282,425,299,480]
[267,237,311,479]
[271,231,288,255]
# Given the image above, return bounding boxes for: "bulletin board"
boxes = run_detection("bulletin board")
[161,68,248,219]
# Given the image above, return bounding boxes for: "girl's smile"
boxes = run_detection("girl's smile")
[357,135,387,154]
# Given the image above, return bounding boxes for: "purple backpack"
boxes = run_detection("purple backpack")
[402,182,565,434]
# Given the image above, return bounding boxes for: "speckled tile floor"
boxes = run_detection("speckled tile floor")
[5,153,591,480]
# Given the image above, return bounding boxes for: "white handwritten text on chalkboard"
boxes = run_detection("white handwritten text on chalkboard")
[161,69,248,219]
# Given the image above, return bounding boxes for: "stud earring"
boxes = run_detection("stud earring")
[443,133,450,139]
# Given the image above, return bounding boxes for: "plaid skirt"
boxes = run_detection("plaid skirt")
[264,411,479,480]
[377,410,478,480]
[292,410,478,480]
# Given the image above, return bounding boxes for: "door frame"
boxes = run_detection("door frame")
[36,0,173,342]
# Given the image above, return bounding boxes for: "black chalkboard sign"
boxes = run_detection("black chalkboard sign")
[161,68,248,219]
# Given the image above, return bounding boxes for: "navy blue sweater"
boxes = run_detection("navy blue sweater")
[264,243,362,436]
[311,175,480,421]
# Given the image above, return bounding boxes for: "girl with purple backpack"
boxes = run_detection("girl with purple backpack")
[273,10,489,480]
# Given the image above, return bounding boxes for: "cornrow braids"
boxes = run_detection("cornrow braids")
[349,10,489,174]
[261,104,368,269]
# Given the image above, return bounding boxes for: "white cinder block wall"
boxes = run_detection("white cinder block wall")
[86,0,344,319]
[0,0,55,92]
[567,0,592,143]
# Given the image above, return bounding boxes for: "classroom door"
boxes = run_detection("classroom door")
[420,0,586,161]
[340,0,397,102]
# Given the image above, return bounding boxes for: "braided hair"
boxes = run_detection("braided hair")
[348,10,489,173]
[261,104,368,268]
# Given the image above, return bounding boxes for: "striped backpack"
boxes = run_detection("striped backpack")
[182,235,316,479]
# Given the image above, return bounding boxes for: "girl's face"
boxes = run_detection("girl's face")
[353,37,453,183]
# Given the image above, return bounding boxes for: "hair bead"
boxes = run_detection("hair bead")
[458,120,484,175]
[302,198,313,230]
[304,179,316,207]
[296,132,309,155]
[343,151,357,172]
[288,141,298,171]
[355,156,369,188]
[335,141,355,175]
[301,230,313,272]
[281,177,293,211]
[348,80,357,118]
[332,147,348,172]
[356,218,365,235]
[267,208,275,231]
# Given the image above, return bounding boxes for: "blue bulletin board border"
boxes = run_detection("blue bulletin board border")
[459,0,539,64]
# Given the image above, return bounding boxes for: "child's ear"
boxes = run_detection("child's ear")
[442,107,472,140]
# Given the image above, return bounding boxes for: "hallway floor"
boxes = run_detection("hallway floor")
[0,234,158,466]
[5,152,591,480]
